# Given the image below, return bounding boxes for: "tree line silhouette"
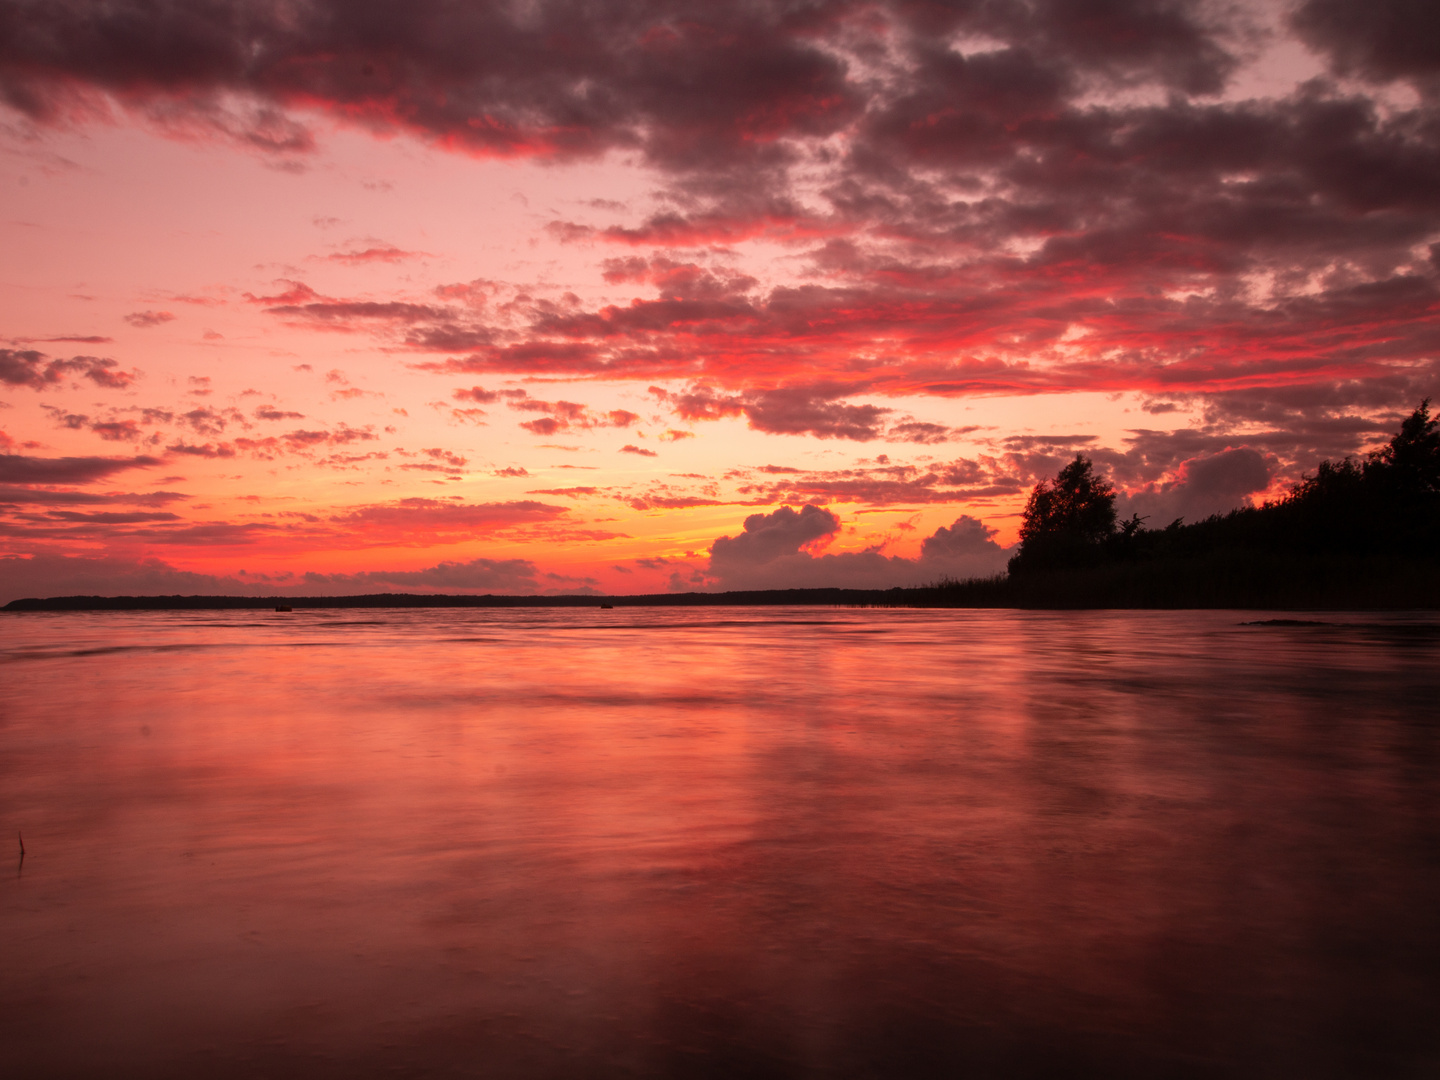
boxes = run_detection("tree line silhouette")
[931,400,1440,608]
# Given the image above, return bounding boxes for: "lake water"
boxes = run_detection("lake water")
[2,607,1438,1078]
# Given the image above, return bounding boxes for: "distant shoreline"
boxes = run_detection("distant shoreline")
[3,589,923,612]
[5,561,1440,613]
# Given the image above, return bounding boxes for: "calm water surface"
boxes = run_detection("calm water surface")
[2,607,1438,1078]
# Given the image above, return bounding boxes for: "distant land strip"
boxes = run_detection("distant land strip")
[3,589,926,611]
[5,557,1440,612]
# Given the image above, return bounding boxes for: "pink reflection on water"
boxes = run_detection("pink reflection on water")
[2,608,1438,1078]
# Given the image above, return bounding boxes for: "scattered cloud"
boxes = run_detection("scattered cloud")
[0,349,137,390]
[123,311,175,329]
[326,243,429,265]
[0,487,187,507]
[506,391,641,435]
[0,452,160,484]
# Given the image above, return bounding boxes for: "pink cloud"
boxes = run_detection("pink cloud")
[123,311,175,328]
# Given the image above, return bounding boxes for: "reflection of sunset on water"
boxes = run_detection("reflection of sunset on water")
[3,608,1437,1077]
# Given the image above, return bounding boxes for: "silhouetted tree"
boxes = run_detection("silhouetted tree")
[1277,399,1440,557]
[1009,455,1117,573]
[956,401,1439,604]
[1369,398,1439,495]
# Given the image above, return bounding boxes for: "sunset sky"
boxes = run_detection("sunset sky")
[1,0,1436,600]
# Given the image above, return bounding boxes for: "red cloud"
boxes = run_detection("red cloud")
[330,498,568,544]
[327,244,428,264]
[506,392,642,435]
[8,0,1436,452]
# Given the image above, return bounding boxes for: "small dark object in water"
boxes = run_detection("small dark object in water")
[600,604,614,609]
[17,831,22,856]
[275,606,293,613]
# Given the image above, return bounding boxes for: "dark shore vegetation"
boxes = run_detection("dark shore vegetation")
[930,400,1440,610]
[5,403,1437,613]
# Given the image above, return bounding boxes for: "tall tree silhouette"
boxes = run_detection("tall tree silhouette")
[1274,399,1438,557]
[1370,398,1439,495]
[1009,455,1117,574]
